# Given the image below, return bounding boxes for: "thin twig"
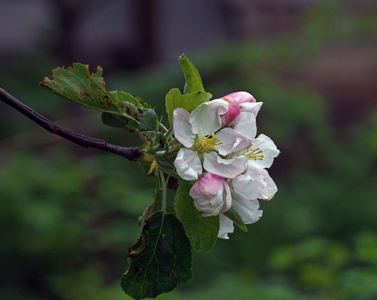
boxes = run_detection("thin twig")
[0,88,144,161]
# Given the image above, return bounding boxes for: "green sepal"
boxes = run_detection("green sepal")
[121,212,193,300]
[223,207,248,232]
[165,88,212,125]
[174,180,219,253]
[179,54,205,94]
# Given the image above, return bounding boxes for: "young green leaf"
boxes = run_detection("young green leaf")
[165,88,212,124]
[121,212,193,300]
[101,113,137,131]
[139,108,158,131]
[175,180,219,253]
[101,107,160,140]
[179,54,205,94]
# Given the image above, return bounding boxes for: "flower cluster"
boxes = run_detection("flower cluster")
[173,92,279,239]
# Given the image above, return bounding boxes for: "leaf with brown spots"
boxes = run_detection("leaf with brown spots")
[121,212,193,299]
[40,63,139,118]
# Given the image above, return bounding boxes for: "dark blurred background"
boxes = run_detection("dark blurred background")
[1,0,377,299]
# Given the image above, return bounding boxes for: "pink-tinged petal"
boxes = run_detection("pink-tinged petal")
[233,112,257,141]
[174,148,202,180]
[215,127,252,156]
[190,172,223,195]
[239,102,263,117]
[219,96,240,124]
[246,164,278,200]
[218,214,234,239]
[231,193,263,224]
[189,173,231,217]
[251,134,280,168]
[189,100,228,137]
[203,152,247,178]
[232,172,259,200]
[224,91,256,105]
[222,179,232,212]
[173,108,195,147]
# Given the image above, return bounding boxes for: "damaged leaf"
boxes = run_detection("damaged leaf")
[121,212,193,299]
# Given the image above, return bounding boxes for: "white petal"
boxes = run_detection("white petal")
[215,127,252,156]
[193,189,224,217]
[239,102,263,117]
[232,192,263,224]
[233,112,257,141]
[189,100,228,137]
[174,148,202,180]
[218,214,234,239]
[252,134,279,168]
[232,172,259,200]
[172,108,195,147]
[247,164,278,200]
[203,152,247,178]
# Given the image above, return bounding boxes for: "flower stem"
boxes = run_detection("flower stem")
[159,170,167,214]
[159,122,168,133]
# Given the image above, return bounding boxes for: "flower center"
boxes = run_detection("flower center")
[194,133,222,152]
[240,145,264,161]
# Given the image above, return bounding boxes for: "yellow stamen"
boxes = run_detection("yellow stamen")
[200,132,222,150]
[194,133,223,153]
[240,145,264,161]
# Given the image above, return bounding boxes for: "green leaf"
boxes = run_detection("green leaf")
[40,63,141,118]
[179,54,205,94]
[165,88,212,124]
[108,90,142,108]
[101,107,160,139]
[101,113,136,131]
[175,181,219,253]
[223,207,248,232]
[121,212,193,300]
[139,108,159,140]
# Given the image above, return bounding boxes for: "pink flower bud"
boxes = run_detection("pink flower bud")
[189,172,232,217]
[224,91,256,105]
[219,96,240,124]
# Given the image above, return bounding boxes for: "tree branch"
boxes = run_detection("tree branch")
[0,88,144,161]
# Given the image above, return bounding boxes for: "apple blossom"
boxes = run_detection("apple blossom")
[172,93,279,241]
[173,102,253,181]
[233,112,280,173]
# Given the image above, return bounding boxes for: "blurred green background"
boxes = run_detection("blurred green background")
[1,1,377,299]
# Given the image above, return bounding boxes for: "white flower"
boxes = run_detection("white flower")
[216,110,279,239]
[232,162,278,202]
[172,93,279,241]
[233,111,279,182]
[189,172,231,217]
[173,102,253,181]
